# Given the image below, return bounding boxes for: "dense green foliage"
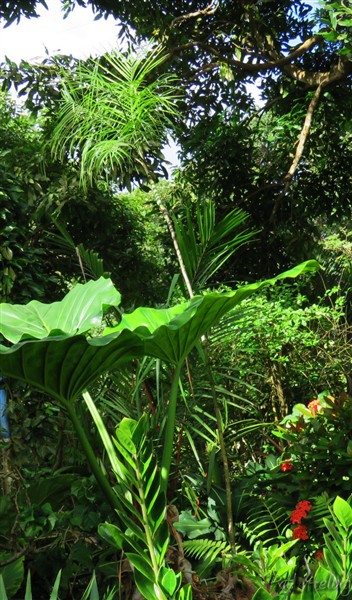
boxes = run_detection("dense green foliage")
[1,0,352,597]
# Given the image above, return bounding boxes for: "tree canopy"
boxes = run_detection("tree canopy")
[1,1,352,281]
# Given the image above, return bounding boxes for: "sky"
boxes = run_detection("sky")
[0,0,119,63]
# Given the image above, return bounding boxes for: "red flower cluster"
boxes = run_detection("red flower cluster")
[281,459,293,472]
[290,500,312,541]
[307,398,321,416]
[290,500,312,524]
[315,550,324,560]
[292,525,309,540]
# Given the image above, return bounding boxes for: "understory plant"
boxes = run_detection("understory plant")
[238,495,352,600]
[0,261,318,596]
[227,389,352,598]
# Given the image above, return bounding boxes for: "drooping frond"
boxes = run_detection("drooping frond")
[51,47,179,189]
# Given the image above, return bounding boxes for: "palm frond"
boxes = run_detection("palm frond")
[173,200,256,291]
[226,419,274,442]
[47,219,108,280]
[51,47,179,189]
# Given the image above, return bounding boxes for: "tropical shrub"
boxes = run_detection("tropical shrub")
[0,262,318,596]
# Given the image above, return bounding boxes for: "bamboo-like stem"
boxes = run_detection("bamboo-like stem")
[160,361,183,493]
[63,399,119,511]
[157,199,194,299]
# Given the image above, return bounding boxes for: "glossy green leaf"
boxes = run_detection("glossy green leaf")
[323,537,343,578]
[333,496,352,529]
[126,553,154,581]
[160,567,177,595]
[107,260,320,364]
[49,570,62,600]
[0,554,24,598]
[174,513,214,539]
[0,261,319,402]
[314,566,338,599]
[133,569,160,600]
[98,523,124,551]
[0,331,143,402]
[178,584,193,600]
[291,586,315,600]
[0,277,120,343]
[154,521,170,564]
[81,572,100,600]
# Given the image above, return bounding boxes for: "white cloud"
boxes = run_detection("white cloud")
[0,0,119,63]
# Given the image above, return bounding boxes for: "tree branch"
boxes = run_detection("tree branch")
[168,33,350,89]
[171,0,219,28]
[270,84,324,222]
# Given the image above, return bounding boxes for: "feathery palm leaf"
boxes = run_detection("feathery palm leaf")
[51,48,179,189]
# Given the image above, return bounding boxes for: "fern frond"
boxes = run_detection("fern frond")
[183,538,231,562]
[238,495,289,547]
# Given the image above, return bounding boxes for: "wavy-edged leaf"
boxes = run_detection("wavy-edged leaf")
[0,277,119,343]
[0,261,319,401]
[106,261,320,364]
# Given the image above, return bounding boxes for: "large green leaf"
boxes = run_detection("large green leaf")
[0,277,120,343]
[0,260,319,401]
[0,554,24,598]
[106,260,319,364]
[0,331,143,402]
[333,496,352,529]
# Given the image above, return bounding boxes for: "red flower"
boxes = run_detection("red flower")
[281,459,293,472]
[296,500,312,513]
[307,398,321,416]
[315,550,324,560]
[290,509,305,524]
[290,500,312,524]
[292,525,309,540]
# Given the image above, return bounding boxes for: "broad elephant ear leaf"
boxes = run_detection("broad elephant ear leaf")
[0,260,319,401]
[106,260,320,364]
[0,332,144,402]
[0,277,120,343]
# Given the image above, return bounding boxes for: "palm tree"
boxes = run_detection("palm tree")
[50,47,179,190]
